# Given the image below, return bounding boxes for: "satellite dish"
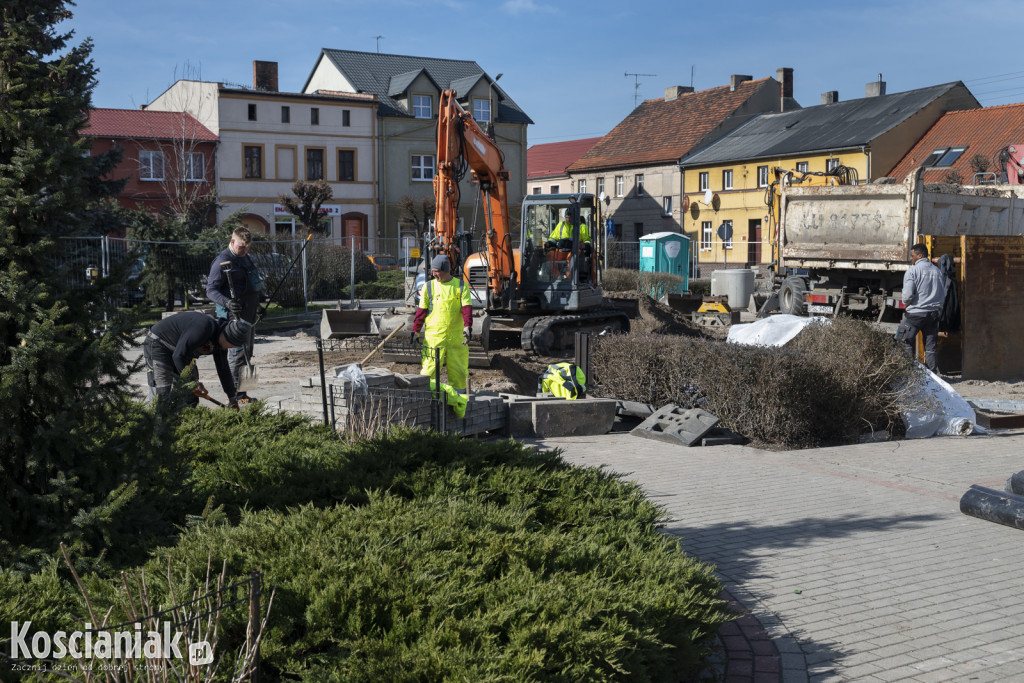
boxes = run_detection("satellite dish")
[703,189,713,205]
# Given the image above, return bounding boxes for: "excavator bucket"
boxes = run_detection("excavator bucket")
[320,309,378,339]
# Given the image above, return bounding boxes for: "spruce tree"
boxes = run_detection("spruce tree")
[0,1,144,565]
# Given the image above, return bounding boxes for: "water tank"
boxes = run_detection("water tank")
[710,269,755,310]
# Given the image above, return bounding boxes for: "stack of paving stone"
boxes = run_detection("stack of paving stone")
[445,392,509,436]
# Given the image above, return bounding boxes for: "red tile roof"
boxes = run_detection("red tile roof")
[82,108,218,142]
[887,102,1024,182]
[569,78,774,172]
[527,137,602,179]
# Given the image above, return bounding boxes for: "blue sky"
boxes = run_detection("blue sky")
[66,0,1024,145]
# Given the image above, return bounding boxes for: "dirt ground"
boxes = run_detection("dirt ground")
[126,297,1024,405]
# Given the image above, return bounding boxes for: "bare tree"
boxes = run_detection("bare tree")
[278,179,333,234]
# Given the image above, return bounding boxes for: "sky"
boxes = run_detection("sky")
[66,0,1024,146]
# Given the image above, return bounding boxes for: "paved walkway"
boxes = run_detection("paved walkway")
[522,430,1024,682]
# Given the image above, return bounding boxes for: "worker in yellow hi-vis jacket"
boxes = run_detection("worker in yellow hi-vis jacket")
[410,254,473,394]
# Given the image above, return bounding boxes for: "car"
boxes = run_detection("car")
[366,253,400,273]
[398,256,425,275]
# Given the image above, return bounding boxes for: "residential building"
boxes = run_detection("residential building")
[81,108,217,219]
[888,102,1024,185]
[678,80,979,274]
[145,61,378,244]
[527,137,602,196]
[302,49,532,249]
[568,69,799,246]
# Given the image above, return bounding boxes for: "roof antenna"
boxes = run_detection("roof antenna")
[376,35,384,53]
[625,71,656,108]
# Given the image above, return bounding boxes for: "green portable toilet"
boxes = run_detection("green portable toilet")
[638,232,690,294]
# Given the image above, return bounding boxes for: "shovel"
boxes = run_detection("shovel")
[356,322,405,369]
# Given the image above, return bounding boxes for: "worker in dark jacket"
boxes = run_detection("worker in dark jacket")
[898,243,948,373]
[143,311,251,407]
[206,227,263,391]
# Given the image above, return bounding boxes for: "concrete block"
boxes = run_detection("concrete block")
[508,400,536,437]
[631,404,720,447]
[531,398,617,438]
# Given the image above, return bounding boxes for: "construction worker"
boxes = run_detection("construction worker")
[206,226,263,394]
[898,243,948,373]
[143,311,251,407]
[410,254,473,394]
[549,211,592,245]
[540,362,586,399]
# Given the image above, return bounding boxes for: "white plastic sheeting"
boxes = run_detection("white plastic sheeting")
[727,315,977,438]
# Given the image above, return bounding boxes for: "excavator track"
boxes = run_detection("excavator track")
[520,309,631,356]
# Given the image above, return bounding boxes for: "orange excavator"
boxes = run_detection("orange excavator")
[416,89,629,355]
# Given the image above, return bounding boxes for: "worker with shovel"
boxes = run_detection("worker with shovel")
[143,311,252,408]
[207,227,263,400]
[411,254,473,402]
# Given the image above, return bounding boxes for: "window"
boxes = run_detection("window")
[411,154,435,181]
[634,222,644,238]
[701,221,713,251]
[636,173,645,195]
[796,161,808,173]
[722,219,733,249]
[550,185,560,193]
[182,151,204,181]
[662,196,672,215]
[926,146,967,167]
[342,110,350,127]
[247,104,257,121]
[825,158,840,172]
[338,149,355,182]
[413,95,432,119]
[306,148,324,180]
[310,108,320,125]
[281,106,290,123]
[473,98,491,123]
[243,145,262,179]
[757,165,769,187]
[698,172,709,191]
[578,179,587,193]
[615,175,624,197]
[139,150,164,180]
[723,169,733,190]
[597,177,605,195]
[532,187,541,195]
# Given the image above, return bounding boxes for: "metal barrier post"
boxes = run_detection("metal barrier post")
[316,337,329,425]
[349,235,356,307]
[574,331,590,399]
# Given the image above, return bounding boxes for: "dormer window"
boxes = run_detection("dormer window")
[412,94,432,119]
[473,98,491,123]
[924,147,967,167]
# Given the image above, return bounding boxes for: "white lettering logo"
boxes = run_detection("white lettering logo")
[9,621,207,664]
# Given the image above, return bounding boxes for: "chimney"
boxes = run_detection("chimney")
[777,67,795,111]
[730,74,752,91]
[866,75,886,98]
[821,91,839,105]
[253,60,279,91]
[664,85,694,101]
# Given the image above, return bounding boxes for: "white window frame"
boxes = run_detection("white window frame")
[757,165,769,188]
[723,219,734,249]
[698,171,709,191]
[411,154,435,181]
[826,158,840,172]
[596,177,605,195]
[578,179,587,193]
[473,98,491,123]
[796,161,809,173]
[662,196,672,216]
[615,175,624,197]
[183,151,204,181]
[139,150,164,181]
[412,94,432,119]
[723,169,733,190]
[636,173,645,195]
[701,221,713,251]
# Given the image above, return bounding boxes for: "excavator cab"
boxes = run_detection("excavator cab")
[517,194,603,312]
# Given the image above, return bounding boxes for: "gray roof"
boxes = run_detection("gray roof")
[679,82,974,166]
[308,49,532,124]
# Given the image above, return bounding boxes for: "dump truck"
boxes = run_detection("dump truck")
[769,168,1024,324]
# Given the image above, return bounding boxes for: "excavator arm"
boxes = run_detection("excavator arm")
[433,89,515,305]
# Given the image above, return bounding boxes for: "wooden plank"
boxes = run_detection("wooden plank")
[975,411,1024,430]
[962,236,1024,380]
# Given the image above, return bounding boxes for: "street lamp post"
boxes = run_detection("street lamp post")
[486,73,503,139]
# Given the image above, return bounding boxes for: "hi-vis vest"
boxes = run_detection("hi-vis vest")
[540,362,586,399]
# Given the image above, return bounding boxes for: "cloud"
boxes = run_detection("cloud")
[502,0,556,15]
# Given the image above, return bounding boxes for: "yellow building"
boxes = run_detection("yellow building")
[678,80,978,276]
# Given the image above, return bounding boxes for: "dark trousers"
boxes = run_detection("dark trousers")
[898,311,939,372]
[143,337,198,405]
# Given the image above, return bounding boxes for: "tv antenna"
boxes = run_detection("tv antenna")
[625,72,656,108]
[375,35,384,53]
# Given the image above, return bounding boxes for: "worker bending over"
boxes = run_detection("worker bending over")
[144,311,252,407]
[410,254,473,394]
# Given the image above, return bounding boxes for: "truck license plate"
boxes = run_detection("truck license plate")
[808,304,832,314]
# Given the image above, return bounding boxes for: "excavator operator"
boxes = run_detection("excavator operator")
[410,254,473,394]
[548,210,592,248]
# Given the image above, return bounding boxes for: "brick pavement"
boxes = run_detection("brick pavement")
[523,430,1024,682]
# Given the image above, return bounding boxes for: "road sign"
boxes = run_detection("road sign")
[716,222,733,241]
[606,218,615,239]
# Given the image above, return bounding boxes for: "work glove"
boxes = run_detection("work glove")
[410,330,420,345]
[463,327,472,345]
[226,299,243,315]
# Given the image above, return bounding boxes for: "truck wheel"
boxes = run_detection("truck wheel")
[779,277,808,315]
